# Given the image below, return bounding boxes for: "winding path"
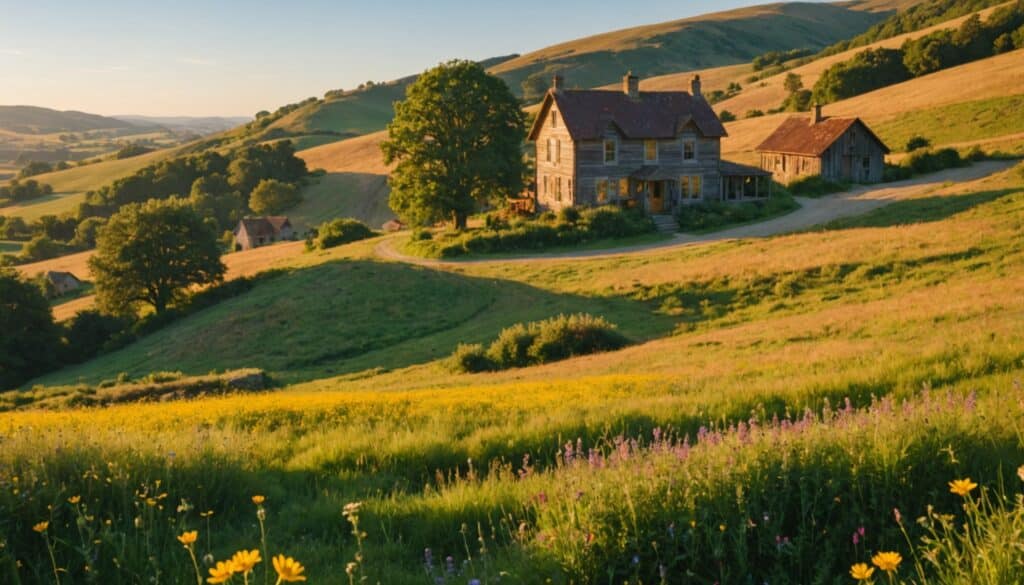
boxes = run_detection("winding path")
[375,160,1016,266]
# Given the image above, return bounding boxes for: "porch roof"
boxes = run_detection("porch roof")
[629,166,681,181]
[720,160,771,177]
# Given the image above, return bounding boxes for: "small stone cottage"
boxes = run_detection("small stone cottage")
[528,72,770,214]
[233,217,294,251]
[756,105,889,184]
[44,271,82,297]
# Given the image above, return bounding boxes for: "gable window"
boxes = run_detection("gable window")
[644,140,658,163]
[680,175,702,199]
[682,139,696,162]
[545,139,553,163]
[596,178,609,203]
[555,139,561,164]
[552,111,559,128]
[603,139,617,164]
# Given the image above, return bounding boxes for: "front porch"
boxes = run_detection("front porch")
[719,160,773,201]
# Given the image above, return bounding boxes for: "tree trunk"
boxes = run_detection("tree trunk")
[453,211,468,231]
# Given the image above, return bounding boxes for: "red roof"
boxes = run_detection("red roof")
[235,217,291,238]
[528,89,727,141]
[756,116,890,157]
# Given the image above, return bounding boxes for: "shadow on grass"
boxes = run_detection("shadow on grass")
[819,188,1018,230]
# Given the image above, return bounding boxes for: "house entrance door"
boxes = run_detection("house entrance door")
[649,181,665,213]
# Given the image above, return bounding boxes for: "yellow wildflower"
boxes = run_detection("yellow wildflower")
[68,495,81,505]
[872,551,902,573]
[207,560,237,584]
[1017,465,1023,482]
[231,549,261,574]
[177,530,198,547]
[32,521,48,534]
[251,495,265,505]
[272,555,307,582]
[948,478,978,497]
[850,563,875,580]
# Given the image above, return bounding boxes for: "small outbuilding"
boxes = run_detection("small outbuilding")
[233,217,294,251]
[756,105,889,184]
[44,271,82,297]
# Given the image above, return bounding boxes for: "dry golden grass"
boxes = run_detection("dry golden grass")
[714,2,1014,117]
[598,63,753,93]
[297,130,391,175]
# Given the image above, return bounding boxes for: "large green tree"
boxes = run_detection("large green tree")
[381,60,527,229]
[248,178,302,215]
[0,269,62,389]
[89,198,225,315]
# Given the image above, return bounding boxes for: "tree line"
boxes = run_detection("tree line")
[811,3,1024,105]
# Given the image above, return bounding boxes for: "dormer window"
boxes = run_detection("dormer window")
[603,139,617,164]
[644,140,658,163]
[683,139,696,162]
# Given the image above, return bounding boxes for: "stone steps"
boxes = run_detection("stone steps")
[650,214,678,234]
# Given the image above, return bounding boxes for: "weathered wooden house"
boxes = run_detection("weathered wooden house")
[756,106,889,184]
[44,271,82,297]
[527,73,770,214]
[233,216,294,251]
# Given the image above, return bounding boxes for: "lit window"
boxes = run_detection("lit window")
[618,178,629,200]
[596,178,609,203]
[644,140,657,162]
[603,139,617,164]
[683,139,696,161]
[680,175,702,199]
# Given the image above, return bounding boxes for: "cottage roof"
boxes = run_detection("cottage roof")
[45,271,80,283]
[719,159,771,177]
[235,216,291,239]
[528,89,727,141]
[756,116,890,157]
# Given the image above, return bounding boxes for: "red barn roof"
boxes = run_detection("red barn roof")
[756,116,890,157]
[528,89,727,141]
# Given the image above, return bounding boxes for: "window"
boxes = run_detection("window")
[862,156,870,169]
[644,140,658,162]
[542,175,549,197]
[618,178,630,200]
[546,138,553,163]
[596,178,609,203]
[555,177,562,201]
[552,111,559,128]
[568,178,573,199]
[683,139,696,162]
[555,139,561,164]
[603,139,617,164]
[680,175,702,199]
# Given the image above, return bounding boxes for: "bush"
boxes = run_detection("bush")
[558,206,581,225]
[308,218,375,250]
[446,343,495,373]
[905,135,931,152]
[787,176,849,198]
[62,310,132,364]
[904,148,964,175]
[719,110,737,122]
[676,191,799,232]
[448,314,630,373]
[745,110,765,119]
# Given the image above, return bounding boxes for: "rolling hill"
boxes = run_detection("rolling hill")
[0,105,138,134]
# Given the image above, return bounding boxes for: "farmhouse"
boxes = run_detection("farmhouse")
[756,105,889,184]
[44,271,82,297]
[528,72,770,214]
[233,216,294,251]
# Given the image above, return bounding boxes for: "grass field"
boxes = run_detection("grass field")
[3,161,1024,582]
[0,240,22,256]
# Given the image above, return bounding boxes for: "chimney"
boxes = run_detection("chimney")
[623,71,639,99]
[690,74,702,98]
[552,75,564,92]
[811,103,823,124]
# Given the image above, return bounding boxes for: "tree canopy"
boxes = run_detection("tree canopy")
[89,198,226,315]
[0,269,62,390]
[381,60,527,229]
[248,179,302,215]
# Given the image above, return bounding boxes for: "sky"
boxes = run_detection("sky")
[0,0,816,117]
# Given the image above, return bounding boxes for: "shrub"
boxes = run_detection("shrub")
[308,218,375,250]
[411,229,432,241]
[904,148,964,175]
[448,314,630,372]
[676,191,798,232]
[719,110,737,122]
[745,109,765,118]
[62,310,133,364]
[558,206,581,225]
[905,135,931,152]
[446,343,496,373]
[787,176,849,198]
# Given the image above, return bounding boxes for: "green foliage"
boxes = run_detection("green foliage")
[248,178,302,215]
[783,72,803,94]
[382,60,526,229]
[752,48,812,71]
[0,269,62,389]
[904,148,966,175]
[906,135,932,152]
[89,197,226,315]
[62,310,132,364]
[676,192,799,232]
[72,216,107,248]
[745,109,765,119]
[719,110,737,122]
[114,143,154,159]
[406,206,655,258]
[450,314,629,372]
[17,160,53,178]
[0,178,54,203]
[308,218,375,250]
[787,176,850,197]
[812,47,910,104]
[19,234,66,262]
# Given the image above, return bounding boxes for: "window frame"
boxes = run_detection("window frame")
[644,139,658,163]
[546,138,553,163]
[596,177,609,203]
[682,138,697,163]
[680,175,702,200]
[603,139,618,165]
[551,110,559,128]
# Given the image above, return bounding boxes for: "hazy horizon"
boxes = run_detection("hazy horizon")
[0,0,829,117]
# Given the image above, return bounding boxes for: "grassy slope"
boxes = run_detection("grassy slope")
[5,161,1024,582]
[0,105,135,134]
